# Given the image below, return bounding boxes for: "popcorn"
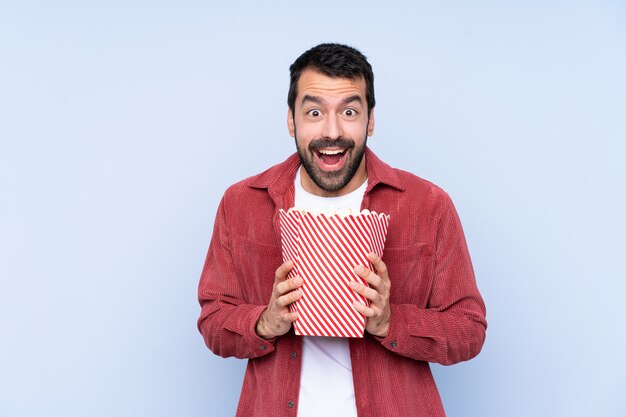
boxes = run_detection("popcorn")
[279,209,390,337]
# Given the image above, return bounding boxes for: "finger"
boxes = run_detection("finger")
[367,252,389,281]
[352,301,375,317]
[283,311,299,322]
[274,260,294,282]
[275,275,303,296]
[348,280,380,302]
[353,265,382,289]
[276,288,303,307]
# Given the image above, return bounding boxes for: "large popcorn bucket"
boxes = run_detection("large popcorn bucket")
[279,209,390,337]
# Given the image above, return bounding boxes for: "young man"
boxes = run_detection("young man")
[198,43,487,417]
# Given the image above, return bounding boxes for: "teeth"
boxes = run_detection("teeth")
[318,149,344,155]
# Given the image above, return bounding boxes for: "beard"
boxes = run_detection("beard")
[295,135,368,192]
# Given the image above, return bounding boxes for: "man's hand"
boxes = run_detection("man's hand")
[350,252,391,338]
[255,260,303,340]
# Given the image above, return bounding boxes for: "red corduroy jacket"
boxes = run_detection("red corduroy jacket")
[198,148,487,417]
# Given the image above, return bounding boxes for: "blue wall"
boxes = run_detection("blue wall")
[1,1,625,416]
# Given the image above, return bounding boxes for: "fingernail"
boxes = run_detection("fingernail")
[348,281,357,288]
[355,265,364,273]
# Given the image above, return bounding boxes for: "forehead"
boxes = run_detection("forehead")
[296,69,366,105]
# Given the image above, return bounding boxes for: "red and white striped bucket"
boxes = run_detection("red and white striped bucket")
[279,209,390,338]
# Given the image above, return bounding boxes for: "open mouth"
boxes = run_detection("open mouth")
[315,148,348,169]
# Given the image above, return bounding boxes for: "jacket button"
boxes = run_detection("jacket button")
[290,351,297,359]
[259,345,267,351]
[287,401,295,408]
[390,341,398,348]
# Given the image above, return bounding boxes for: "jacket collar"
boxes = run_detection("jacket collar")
[248,146,406,195]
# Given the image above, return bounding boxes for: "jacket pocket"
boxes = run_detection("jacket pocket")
[382,243,433,306]
[230,236,283,304]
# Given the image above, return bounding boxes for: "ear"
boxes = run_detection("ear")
[367,108,375,136]
[287,108,295,137]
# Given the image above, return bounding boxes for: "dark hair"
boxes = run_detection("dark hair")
[288,43,375,115]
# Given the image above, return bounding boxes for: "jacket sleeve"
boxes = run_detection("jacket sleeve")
[197,196,276,359]
[378,194,487,365]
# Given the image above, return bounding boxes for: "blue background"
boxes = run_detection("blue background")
[1,1,625,416]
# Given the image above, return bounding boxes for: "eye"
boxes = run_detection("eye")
[307,109,321,117]
[342,108,357,117]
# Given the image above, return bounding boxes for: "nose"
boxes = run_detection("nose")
[321,113,343,140]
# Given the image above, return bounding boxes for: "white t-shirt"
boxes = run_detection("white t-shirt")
[294,167,367,417]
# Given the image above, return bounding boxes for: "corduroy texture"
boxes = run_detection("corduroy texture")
[198,148,487,417]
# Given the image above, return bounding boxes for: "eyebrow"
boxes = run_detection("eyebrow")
[341,95,363,106]
[301,95,324,106]
[301,94,363,107]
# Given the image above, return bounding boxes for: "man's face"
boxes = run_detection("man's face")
[288,69,375,197]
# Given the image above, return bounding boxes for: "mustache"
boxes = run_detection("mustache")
[309,138,355,151]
